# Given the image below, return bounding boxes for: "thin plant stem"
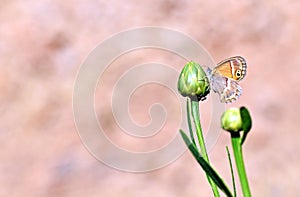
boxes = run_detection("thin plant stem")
[190,100,220,197]
[186,99,196,145]
[231,133,252,197]
[226,146,237,197]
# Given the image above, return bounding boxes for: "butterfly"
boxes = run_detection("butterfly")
[206,56,247,103]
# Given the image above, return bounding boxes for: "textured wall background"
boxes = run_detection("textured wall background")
[1,0,300,196]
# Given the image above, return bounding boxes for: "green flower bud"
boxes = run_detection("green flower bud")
[221,108,243,133]
[177,61,210,101]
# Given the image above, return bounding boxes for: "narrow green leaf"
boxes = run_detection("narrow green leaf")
[186,99,196,145]
[226,147,237,197]
[240,107,252,145]
[240,107,252,133]
[240,132,248,146]
[180,130,233,197]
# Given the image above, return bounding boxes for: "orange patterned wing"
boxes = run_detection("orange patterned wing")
[213,56,247,81]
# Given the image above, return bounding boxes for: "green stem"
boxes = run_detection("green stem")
[191,100,220,197]
[231,133,252,197]
[226,147,237,197]
[186,99,196,145]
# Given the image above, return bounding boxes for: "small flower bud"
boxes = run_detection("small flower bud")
[177,61,210,101]
[221,108,243,133]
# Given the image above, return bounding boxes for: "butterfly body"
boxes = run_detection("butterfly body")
[207,56,247,103]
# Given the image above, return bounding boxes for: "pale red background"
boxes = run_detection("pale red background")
[1,0,300,196]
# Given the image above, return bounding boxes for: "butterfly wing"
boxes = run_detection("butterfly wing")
[214,56,247,81]
[218,78,242,103]
[207,68,242,103]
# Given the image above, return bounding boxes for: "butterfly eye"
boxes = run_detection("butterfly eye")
[236,70,241,77]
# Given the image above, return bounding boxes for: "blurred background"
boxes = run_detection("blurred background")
[1,0,300,196]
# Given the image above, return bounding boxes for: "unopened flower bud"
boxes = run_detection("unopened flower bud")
[177,61,210,101]
[221,108,243,133]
